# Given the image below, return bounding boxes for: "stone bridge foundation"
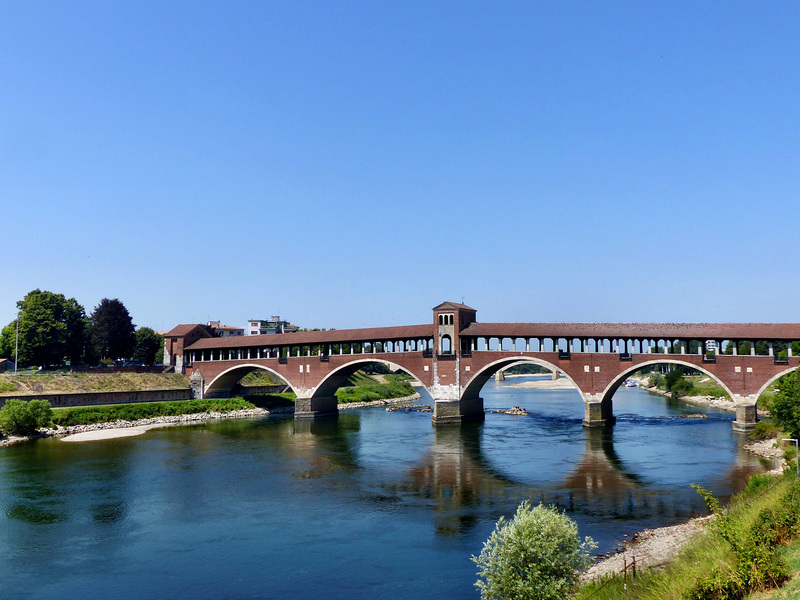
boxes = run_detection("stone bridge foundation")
[432,396,485,425]
[582,393,616,428]
[732,394,759,432]
[295,396,338,419]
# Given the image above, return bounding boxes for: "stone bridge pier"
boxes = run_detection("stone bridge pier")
[295,394,338,419]
[581,393,616,428]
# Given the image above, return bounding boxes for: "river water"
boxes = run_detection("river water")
[0,377,771,599]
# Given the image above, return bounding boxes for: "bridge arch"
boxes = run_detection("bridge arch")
[204,363,299,398]
[310,358,427,400]
[755,366,798,399]
[461,356,584,404]
[600,359,736,405]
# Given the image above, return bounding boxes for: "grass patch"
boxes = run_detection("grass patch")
[242,393,296,410]
[0,379,19,393]
[683,375,730,399]
[336,380,415,403]
[343,371,379,386]
[51,397,255,427]
[238,370,285,386]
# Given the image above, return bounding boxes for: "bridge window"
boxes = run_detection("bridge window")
[441,335,452,354]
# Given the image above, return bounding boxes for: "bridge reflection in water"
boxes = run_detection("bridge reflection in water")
[378,414,770,538]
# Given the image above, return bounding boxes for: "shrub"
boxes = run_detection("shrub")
[744,474,775,495]
[747,420,780,441]
[648,372,664,388]
[687,485,790,599]
[0,399,53,435]
[472,501,596,600]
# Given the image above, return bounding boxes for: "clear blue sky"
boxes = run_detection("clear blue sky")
[2,2,799,332]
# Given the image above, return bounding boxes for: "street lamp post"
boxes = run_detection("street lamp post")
[14,311,19,375]
[783,439,799,479]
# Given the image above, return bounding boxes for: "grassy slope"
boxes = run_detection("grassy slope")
[747,541,800,599]
[576,475,799,600]
[0,372,189,394]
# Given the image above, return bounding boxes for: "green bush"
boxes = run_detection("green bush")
[0,399,53,435]
[747,420,780,441]
[472,501,596,600]
[684,565,745,600]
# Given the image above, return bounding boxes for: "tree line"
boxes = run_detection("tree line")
[0,289,163,368]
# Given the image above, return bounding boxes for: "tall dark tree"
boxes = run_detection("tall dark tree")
[0,289,88,367]
[90,298,135,360]
[133,327,164,364]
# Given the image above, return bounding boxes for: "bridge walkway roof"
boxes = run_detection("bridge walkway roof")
[460,322,800,340]
[184,324,435,351]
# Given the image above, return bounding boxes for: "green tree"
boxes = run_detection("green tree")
[0,322,16,359]
[0,399,53,435]
[0,290,88,367]
[472,501,596,600]
[772,370,800,439]
[133,327,164,364]
[90,298,135,360]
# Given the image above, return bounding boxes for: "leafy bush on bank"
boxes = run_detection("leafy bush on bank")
[473,501,596,600]
[748,420,781,441]
[51,397,256,427]
[0,399,53,435]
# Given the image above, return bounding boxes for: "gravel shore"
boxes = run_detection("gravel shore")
[582,515,716,581]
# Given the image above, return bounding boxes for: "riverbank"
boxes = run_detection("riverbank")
[583,434,787,582]
[505,376,577,390]
[0,394,422,446]
[630,375,773,417]
[582,515,717,581]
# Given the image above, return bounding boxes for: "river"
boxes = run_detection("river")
[0,377,771,599]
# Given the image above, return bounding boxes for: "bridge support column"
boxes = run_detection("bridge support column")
[190,370,204,399]
[582,393,616,428]
[295,395,338,419]
[732,394,758,432]
[431,387,484,425]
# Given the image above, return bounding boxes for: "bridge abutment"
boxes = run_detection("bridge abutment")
[582,393,616,428]
[731,394,758,432]
[295,395,339,419]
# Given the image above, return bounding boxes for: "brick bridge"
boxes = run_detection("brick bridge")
[164,302,800,431]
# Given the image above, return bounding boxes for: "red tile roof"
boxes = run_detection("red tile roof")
[185,323,436,350]
[433,301,476,311]
[460,322,800,340]
[163,324,208,337]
